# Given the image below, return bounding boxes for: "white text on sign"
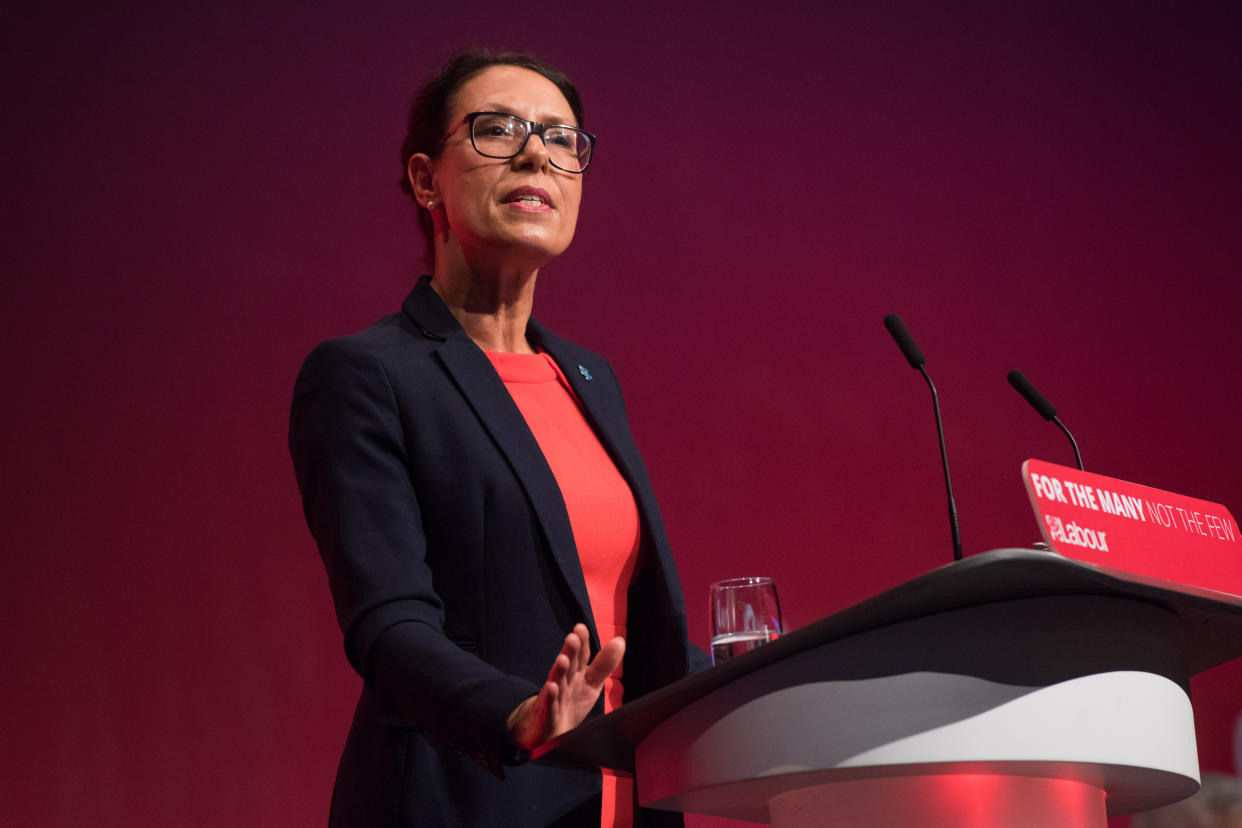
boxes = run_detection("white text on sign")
[1029,472,1237,543]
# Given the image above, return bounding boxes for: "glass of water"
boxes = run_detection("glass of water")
[710,577,782,665]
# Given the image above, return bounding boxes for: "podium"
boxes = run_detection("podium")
[534,549,1242,826]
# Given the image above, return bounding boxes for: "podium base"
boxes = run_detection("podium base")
[637,595,1199,821]
[768,774,1106,828]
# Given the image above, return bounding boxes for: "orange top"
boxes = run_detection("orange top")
[487,350,640,828]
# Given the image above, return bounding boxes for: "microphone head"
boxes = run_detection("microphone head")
[884,313,926,369]
[1007,370,1058,420]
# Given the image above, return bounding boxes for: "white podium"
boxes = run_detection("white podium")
[534,549,1242,826]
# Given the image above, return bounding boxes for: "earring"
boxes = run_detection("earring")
[426,199,436,210]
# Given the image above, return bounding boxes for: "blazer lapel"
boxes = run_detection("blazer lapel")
[401,280,599,647]
[532,320,695,682]
[530,321,651,512]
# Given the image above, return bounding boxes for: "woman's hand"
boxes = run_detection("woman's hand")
[506,623,625,751]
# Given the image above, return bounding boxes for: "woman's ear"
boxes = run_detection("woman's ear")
[406,153,438,210]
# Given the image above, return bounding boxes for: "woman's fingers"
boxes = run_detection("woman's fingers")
[556,627,624,689]
[546,652,571,685]
[543,678,560,713]
[511,626,631,748]
[571,623,590,671]
[510,626,602,749]
[584,636,625,687]
[547,631,580,684]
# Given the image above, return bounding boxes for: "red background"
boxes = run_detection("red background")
[4,2,1240,825]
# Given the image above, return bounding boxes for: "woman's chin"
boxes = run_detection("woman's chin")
[481,230,573,268]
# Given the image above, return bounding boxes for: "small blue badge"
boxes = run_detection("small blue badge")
[578,364,593,381]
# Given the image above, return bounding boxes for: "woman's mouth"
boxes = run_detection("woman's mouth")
[501,187,554,211]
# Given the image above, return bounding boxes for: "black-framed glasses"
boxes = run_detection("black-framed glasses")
[434,112,596,173]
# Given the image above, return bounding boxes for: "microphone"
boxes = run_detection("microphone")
[884,313,925,369]
[1007,370,1084,471]
[884,314,962,562]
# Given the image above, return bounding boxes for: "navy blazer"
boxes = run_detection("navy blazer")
[290,277,705,827]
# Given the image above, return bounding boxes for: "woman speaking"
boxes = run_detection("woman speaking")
[289,49,706,827]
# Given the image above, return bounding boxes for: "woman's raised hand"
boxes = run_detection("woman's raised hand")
[506,623,625,751]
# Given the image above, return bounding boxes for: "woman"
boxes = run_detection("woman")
[289,49,707,827]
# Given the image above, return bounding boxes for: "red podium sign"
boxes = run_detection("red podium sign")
[1023,459,1242,598]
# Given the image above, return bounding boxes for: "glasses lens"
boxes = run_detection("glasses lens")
[543,126,592,172]
[471,113,526,157]
[469,114,592,172]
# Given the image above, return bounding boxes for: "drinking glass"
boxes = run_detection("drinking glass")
[709,577,782,665]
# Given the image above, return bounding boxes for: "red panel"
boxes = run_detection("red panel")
[1025,459,1242,597]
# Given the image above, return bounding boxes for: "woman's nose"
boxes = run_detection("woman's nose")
[511,130,552,171]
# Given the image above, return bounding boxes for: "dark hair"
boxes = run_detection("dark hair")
[398,48,586,258]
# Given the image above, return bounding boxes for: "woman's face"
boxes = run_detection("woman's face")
[428,66,584,269]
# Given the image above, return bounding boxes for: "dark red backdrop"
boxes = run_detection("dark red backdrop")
[5,2,1240,826]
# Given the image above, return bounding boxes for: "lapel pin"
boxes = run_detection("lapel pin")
[578,364,593,381]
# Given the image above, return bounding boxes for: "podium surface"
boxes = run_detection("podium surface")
[534,549,1242,826]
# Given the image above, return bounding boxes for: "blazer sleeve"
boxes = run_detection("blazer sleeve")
[289,337,538,772]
